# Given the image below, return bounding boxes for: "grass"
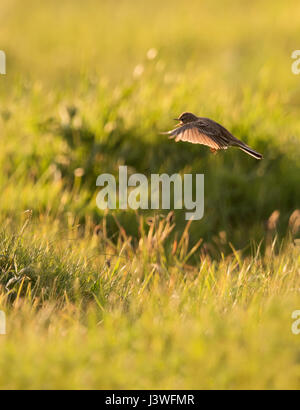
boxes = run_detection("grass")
[0,0,300,389]
[0,214,299,389]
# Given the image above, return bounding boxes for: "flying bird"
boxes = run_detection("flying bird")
[163,112,263,160]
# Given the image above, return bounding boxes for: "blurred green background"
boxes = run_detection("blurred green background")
[0,0,300,249]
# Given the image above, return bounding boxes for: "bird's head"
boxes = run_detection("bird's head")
[175,112,198,124]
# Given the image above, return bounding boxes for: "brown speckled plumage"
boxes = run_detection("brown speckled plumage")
[163,112,263,160]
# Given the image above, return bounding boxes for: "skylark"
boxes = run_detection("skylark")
[164,112,263,160]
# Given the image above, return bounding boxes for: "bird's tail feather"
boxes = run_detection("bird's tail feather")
[238,144,263,160]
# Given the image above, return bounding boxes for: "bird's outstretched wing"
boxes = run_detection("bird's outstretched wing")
[163,122,228,150]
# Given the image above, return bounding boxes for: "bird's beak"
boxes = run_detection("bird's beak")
[173,118,179,121]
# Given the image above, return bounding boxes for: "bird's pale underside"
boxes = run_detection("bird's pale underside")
[164,112,263,160]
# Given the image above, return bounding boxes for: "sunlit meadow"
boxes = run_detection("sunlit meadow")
[0,0,299,389]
